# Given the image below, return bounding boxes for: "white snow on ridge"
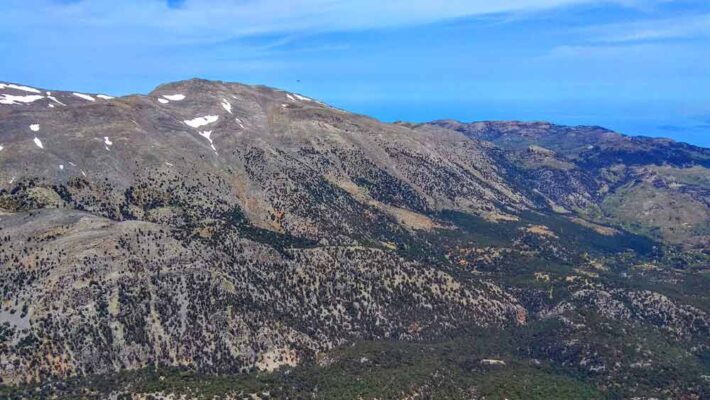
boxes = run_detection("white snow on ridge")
[286,92,313,102]
[221,99,232,114]
[198,130,217,152]
[47,95,66,106]
[184,115,219,128]
[30,124,40,132]
[293,93,311,102]
[0,94,44,105]
[33,137,44,149]
[73,93,96,102]
[97,94,114,100]
[158,98,169,104]
[163,94,185,101]
[0,83,41,93]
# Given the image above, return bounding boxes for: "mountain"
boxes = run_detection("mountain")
[0,79,708,399]
[428,120,710,248]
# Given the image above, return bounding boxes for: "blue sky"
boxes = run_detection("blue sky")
[1,1,709,146]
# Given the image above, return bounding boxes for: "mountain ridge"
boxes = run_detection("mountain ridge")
[0,78,708,399]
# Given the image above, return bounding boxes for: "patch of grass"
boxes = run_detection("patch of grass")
[601,182,709,245]
[435,209,655,256]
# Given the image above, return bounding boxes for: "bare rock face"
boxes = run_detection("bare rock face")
[0,80,526,241]
[0,80,707,396]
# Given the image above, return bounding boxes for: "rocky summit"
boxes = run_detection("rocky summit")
[0,79,708,399]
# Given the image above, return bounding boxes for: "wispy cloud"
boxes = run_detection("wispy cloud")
[583,13,710,43]
[4,0,641,44]
[542,10,710,81]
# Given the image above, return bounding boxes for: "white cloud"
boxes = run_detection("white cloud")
[584,13,710,43]
[3,0,639,44]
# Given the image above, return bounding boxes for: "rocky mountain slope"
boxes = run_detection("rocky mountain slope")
[428,120,710,247]
[0,79,708,399]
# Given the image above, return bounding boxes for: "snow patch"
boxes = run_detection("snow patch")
[97,94,113,100]
[198,130,212,141]
[163,94,185,101]
[59,164,64,170]
[221,99,232,114]
[81,170,87,177]
[30,124,40,132]
[104,137,113,146]
[0,94,44,105]
[33,137,44,149]
[286,94,296,101]
[47,95,66,106]
[72,93,95,102]
[480,359,506,366]
[198,130,217,152]
[0,145,3,151]
[0,83,41,93]
[158,98,169,104]
[48,104,55,108]
[184,115,219,128]
[165,162,174,167]
[293,93,311,101]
